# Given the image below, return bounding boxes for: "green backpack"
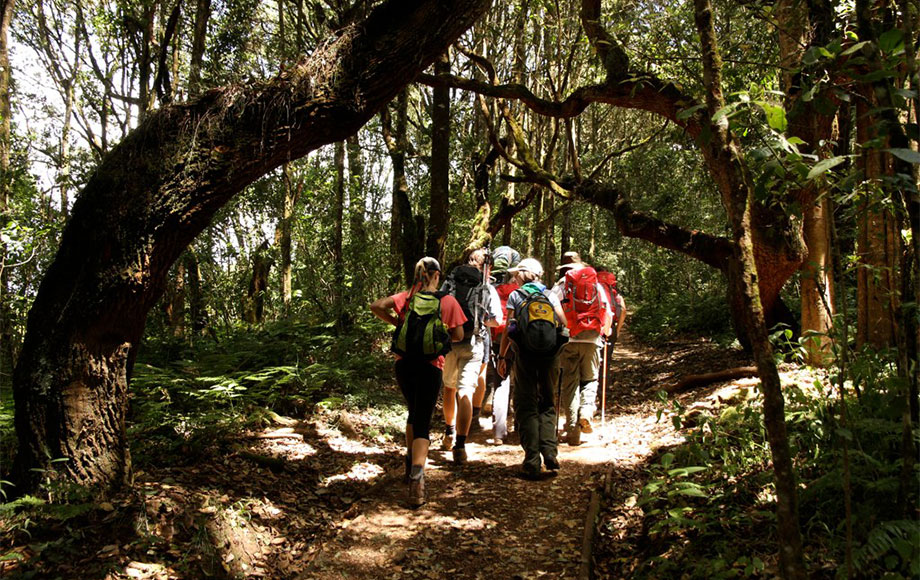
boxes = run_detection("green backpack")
[391,291,452,360]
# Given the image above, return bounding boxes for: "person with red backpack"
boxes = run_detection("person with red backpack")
[596,266,627,345]
[551,252,613,446]
[370,257,466,507]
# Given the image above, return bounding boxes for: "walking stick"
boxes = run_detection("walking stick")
[600,338,608,436]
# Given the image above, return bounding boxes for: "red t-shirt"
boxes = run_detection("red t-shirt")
[391,290,467,369]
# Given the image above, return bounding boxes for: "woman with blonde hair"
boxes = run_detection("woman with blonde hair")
[371,257,466,507]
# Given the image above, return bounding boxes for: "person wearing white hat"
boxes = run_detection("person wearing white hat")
[497,258,568,480]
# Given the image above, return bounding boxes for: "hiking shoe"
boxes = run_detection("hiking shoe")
[520,465,542,481]
[442,431,455,451]
[408,472,426,508]
[566,429,581,446]
[544,457,560,471]
[452,447,467,464]
[579,417,594,434]
[492,438,504,446]
[469,418,482,433]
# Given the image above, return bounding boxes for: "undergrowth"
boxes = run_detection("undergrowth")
[621,359,920,579]
[129,317,399,466]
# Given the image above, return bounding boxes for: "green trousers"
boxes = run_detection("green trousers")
[511,344,561,472]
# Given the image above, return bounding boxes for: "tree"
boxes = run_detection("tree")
[12,0,493,493]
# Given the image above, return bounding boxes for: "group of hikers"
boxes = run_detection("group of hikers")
[370,247,626,508]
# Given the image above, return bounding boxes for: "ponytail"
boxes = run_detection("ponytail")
[412,257,442,292]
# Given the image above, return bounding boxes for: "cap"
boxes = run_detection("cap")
[421,257,441,272]
[508,258,544,277]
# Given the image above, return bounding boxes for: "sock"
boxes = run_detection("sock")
[473,406,481,417]
[455,435,467,448]
[409,465,424,480]
[445,424,455,435]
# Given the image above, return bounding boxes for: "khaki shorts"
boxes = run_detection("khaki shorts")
[442,339,485,396]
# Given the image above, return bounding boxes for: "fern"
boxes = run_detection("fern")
[852,520,920,576]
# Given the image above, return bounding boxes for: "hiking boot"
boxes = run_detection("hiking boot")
[566,429,581,446]
[408,472,426,508]
[520,465,541,481]
[469,418,482,433]
[544,457,560,471]
[442,431,455,451]
[452,446,467,464]
[578,417,594,434]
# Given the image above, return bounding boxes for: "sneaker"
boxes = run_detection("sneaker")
[566,429,581,446]
[452,446,467,464]
[442,431,455,451]
[492,438,504,446]
[544,457,560,471]
[578,417,594,434]
[408,472,426,508]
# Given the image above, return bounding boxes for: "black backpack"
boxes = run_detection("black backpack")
[391,292,452,360]
[443,264,483,340]
[513,283,565,358]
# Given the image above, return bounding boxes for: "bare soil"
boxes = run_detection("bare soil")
[1,331,758,579]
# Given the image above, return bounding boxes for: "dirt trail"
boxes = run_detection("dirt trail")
[2,332,754,579]
[303,332,690,579]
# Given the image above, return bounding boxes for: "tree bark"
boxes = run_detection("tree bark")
[426,50,451,264]
[0,0,14,383]
[12,0,493,493]
[692,1,806,577]
[188,0,211,97]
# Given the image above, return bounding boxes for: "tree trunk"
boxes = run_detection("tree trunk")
[692,1,806,577]
[426,51,451,264]
[0,0,14,384]
[188,0,211,97]
[12,0,493,493]
[244,241,273,324]
[333,140,345,319]
[855,98,900,349]
[185,251,206,335]
[346,134,366,312]
[278,164,295,311]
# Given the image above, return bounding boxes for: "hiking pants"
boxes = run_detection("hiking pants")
[558,341,600,431]
[511,345,560,471]
[395,358,442,441]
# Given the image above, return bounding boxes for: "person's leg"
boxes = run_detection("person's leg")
[577,342,600,432]
[407,362,442,507]
[471,362,488,430]
[441,348,462,450]
[453,341,482,461]
[538,359,561,468]
[557,344,581,437]
[511,349,541,475]
[492,372,511,441]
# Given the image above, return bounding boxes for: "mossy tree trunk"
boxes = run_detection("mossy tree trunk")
[12,0,493,493]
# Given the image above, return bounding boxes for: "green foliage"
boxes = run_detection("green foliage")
[130,318,397,465]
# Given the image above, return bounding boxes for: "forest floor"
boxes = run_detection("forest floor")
[1,331,759,579]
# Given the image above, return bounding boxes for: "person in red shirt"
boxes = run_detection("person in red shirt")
[370,257,466,507]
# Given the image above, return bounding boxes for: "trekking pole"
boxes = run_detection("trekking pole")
[555,366,563,435]
[600,338,608,438]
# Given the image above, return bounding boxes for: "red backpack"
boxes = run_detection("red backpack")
[563,266,602,336]
[490,281,520,341]
[596,271,620,326]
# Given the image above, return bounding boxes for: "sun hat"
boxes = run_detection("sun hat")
[507,258,544,277]
[556,251,583,271]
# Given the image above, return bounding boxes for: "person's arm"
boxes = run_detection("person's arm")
[370,295,398,326]
[599,283,613,337]
[616,295,627,334]
[450,325,465,342]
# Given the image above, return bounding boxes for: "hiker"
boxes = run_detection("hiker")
[497,258,567,480]
[486,246,522,444]
[551,252,613,446]
[370,257,466,507]
[596,266,627,346]
[439,248,504,464]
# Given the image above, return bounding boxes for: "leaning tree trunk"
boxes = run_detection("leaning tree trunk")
[12,0,493,493]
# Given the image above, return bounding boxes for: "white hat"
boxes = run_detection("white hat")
[508,258,544,277]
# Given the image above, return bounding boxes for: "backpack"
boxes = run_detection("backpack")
[490,281,520,341]
[596,271,621,326]
[443,264,483,340]
[491,246,522,274]
[391,291,452,360]
[513,283,564,357]
[562,266,603,337]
